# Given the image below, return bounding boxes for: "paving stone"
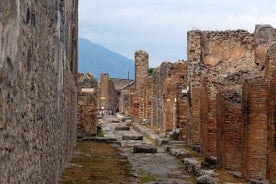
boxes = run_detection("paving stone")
[115,126,130,131]
[133,145,157,153]
[122,135,143,140]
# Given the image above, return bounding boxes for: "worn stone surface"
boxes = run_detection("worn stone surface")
[0,1,78,183]
[77,73,98,137]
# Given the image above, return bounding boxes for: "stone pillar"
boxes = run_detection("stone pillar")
[254,25,276,69]
[242,78,270,180]
[266,42,276,79]
[135,50,149,90]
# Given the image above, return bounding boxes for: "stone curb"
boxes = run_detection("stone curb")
[133,125,168,146]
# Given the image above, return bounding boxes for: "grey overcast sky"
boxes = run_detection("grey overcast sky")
[79,0,276,67]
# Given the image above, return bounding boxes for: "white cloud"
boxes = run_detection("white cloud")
[79,0,276,66]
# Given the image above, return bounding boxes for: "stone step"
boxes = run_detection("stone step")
[111,120,120,123]
[122,135,143,140]
[133,145,157,153]
[168,141,187,145]
[115,126,130,131]
[82,137,117,143]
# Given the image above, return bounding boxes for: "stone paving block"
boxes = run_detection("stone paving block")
[122,135,143,140]
[115,126,130,131]
[133,145,157,153]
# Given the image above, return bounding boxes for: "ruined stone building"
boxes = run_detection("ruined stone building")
[124,25,276,183]
[0,0,78,183]
[77,73,98,137]
[98,73,134,114]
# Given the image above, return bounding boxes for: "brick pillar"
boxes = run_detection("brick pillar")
[268,73,276,183]
[176,84,189,141]
[187,30,202,146]
[135,50,149,90]
[145,77,153,122]
[164,77,177,132]
[216,91,242,172]
[129,86,139,122]
[242,78,270,180]
[99,73,109,110]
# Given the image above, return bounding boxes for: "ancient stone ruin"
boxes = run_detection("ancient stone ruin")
[1,1,276,183]
[111,24,276,183]
[77,73,98,137]
[0,0,78,183]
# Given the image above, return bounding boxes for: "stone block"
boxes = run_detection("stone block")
[122,135,143,140]
[133,145,157,153]
[115,126,130,131]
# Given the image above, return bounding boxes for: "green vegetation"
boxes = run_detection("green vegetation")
[137,170,156,183]
[148,68,155,76]
[59,141,134,184]
[97,130,104,137]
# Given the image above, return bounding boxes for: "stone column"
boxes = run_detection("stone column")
[135,50,149,90]
[99,73,109,110]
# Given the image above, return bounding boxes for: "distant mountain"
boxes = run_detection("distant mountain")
[78,38,134,80]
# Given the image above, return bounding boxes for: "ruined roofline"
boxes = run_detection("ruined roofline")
[119,81,135,90]
[188,24,274,34]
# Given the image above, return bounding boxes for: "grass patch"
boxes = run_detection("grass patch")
[59,141,134,184]
[97,130,104,137]
[137,170,156,183]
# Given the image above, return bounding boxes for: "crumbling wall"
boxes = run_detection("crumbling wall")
[255,25,276,68]
[77,73,98,137]
[152,62,174,129]
[99,73,118,113]
[117,81,135,115]
[0,0,78,183]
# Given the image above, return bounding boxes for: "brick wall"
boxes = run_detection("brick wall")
[164,77,177,132]
[99,73,118,113]
[77,73,98,137]
[152,62,174,129]
[268,73,276,183]
[216,91,242,171]
[242,78,270,180]
[0,1,78,183]
[187,31,202,146]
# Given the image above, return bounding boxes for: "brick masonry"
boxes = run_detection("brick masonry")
[120,25,276,182]
[241,78,270,180]
[77,73,98,137]
[268,73,276,184]
[216,90,242,171]
[99,73,118,113]
[0,1,78,183]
